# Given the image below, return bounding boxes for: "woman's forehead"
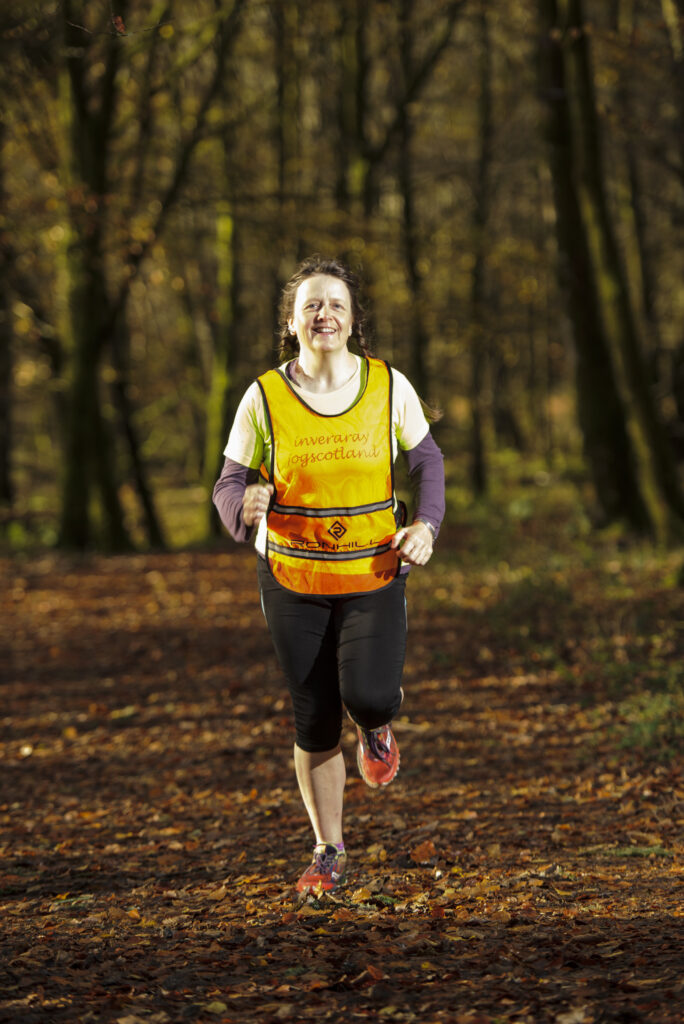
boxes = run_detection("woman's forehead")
[295,274,351,304]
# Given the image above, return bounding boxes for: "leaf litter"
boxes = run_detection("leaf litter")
[0,545,682,1023]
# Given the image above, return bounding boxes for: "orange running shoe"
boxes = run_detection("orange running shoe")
[356,724,400,788]
[296,843,348,894]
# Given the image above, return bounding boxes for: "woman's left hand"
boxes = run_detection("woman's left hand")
[391,521,434,566]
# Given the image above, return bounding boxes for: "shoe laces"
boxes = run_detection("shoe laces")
[311,844,338,874]
[361,726,392,765]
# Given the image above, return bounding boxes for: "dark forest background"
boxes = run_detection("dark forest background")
[2,0,684,552]
[1,11,683,1017]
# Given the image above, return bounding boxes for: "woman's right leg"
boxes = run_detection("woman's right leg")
[293,744,345,845]
[257,559,345,847]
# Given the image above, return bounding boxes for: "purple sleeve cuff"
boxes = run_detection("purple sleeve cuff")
[212,458,260,542]
[403,432,446,538]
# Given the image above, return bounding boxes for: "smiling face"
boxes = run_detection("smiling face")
[288,274,354,359]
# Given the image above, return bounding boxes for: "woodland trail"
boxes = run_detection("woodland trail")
[1,541,682,1024]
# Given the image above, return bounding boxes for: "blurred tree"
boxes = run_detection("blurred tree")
[56,0,132,550]
[203,194,240,539]
[467,1,493,497]
[110,307,166,548]
[560,0,684,538]
[108,3,172,550]
[271,0,304,310]
[661,0,684,189]
[398,0,433,403]
[203,37,242,536]
[539,0,651,532]
[3,0,683,549]
[52,0,247,548]
[613,0,663,379]
[660,0,684,452]
[335,0,368,220]
[0,118,12,515]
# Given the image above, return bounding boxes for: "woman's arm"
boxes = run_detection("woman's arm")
[391,432,445,566]
[212,458,261,542]
[403,432,445,539]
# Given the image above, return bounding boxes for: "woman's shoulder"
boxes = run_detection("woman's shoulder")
[238,379,264,405]
[233,379,271,426]
[367,356,411,385]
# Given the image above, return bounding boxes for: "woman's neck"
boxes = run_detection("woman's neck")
[292,350,358,393]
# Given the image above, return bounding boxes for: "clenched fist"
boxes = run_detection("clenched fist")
[242,482,274,527]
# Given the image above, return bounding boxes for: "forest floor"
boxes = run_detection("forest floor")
[1,498,683,1023]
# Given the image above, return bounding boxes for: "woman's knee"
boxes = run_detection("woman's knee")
[344,690,402,731]
[292,700,343,752]
[294,721,343,753]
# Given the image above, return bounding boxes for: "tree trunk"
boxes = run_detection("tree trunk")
[539,0,651,532]
[111,309,167,549]
[615,0,664,379]
[57,3,132,550]
[56,1,246,549]
[398,0,430,400]
[534,161,558,464]
[661,0,684,198]
[204,199,240,537]
[0,119,12,513]
[0,289,11,510]
[57,216,132,549]
[205,22,244,537]
[270,1,303,330]
[493,353,526,453]
[336,0,369,221]
[274,0,303,262]
[562,0,684,538]
[469,2,494,497]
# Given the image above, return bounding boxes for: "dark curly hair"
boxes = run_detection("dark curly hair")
[276,255,373,362]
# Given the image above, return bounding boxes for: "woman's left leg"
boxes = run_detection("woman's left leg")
[336,574,408,729]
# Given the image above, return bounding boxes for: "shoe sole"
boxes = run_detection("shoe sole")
[356,746,400,788]
[296,873,347,895]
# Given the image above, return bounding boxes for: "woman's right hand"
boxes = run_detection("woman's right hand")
[242,482,274,526]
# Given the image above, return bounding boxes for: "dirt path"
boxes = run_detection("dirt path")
[1,548,682,1023]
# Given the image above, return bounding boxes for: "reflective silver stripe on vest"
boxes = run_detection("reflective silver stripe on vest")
[268,541,393,561]
[271,498,393,518]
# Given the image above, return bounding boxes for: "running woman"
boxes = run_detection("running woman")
[213,256,445,894]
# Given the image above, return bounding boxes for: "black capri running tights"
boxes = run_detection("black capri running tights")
[257,557,407,753]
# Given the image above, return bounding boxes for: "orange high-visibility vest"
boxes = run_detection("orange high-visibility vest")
[256,357,401,596]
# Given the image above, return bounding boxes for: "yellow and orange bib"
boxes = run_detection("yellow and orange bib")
[256,357,400,596]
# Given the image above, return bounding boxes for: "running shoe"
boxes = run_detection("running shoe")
[356,723,400,788]
[296,843,348,894]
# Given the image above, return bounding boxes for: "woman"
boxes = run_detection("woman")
[213,256,445,894]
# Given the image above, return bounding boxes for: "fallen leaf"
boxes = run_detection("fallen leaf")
[410,840,437,863]
[556,1009,590,1024]
[366,963,385,981]
[351,887,373,903]
[332,907,355,921]
[207,887,227,901]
